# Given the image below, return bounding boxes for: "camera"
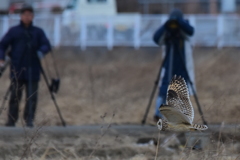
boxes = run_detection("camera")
[165,19,182,41]
[166,19,179,30]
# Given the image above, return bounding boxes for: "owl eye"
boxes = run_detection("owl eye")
[157,119,163,130]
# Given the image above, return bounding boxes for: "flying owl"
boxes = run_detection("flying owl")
[157,75,208,131]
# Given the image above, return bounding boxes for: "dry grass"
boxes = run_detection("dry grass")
[0,47,239,126]
[0,127,240,159]
[0,47,240,159]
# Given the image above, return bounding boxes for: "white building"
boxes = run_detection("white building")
[64,0,117,16]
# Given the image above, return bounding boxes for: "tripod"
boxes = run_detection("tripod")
[0,57,10,78]
[0,55,66,126]
[141,38,207,126]
[141,56,166,125]
[0,57,10,115]
[37,57,66,126]
[0,32,66,127]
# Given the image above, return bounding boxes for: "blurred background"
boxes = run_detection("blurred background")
[0,0,240,48]
[1,1,240,159]
[0,0,240,126]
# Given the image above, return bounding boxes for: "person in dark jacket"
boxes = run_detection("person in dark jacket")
[153,9,195,122]
[0,5,51,127]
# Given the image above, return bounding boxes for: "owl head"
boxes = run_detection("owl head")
[157,118,168,131]
[157,119,163,130]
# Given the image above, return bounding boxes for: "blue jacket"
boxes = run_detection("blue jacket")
[0,21,51,81]
[153,18,194,97]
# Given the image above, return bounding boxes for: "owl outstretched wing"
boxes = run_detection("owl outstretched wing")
[166,75,194,124]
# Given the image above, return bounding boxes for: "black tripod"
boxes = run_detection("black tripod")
[0,57,10,78]
[37,57,66,126]
[141,56,166,125]
[0,32,66,127]
[0,57,10,114]
[141,38,207,126]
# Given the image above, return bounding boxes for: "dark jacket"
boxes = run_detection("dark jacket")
[0,21,51,81]
[153,18,194,97]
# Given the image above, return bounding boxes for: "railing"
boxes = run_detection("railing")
[0,14,240,49]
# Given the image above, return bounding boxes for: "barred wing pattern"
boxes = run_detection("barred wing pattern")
[166,75,194,124]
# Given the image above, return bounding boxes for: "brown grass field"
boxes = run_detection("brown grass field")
[0,47,240,159]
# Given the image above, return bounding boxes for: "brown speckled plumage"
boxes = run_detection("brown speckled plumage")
[157,75,208,131]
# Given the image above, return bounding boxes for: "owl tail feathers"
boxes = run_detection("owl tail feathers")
[190,124,208,131]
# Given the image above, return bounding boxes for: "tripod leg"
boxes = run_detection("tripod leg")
[27,67,33,126]
[50,93,66,126]
[141,82,158,125]
[189,84,208,125]
[39,60,66,127]
[178,47,208,125]
[0,86,11,115]
[141,57,166,125]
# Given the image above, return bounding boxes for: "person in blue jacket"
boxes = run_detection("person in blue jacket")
[0,5,51,127]
[153,9,195,122]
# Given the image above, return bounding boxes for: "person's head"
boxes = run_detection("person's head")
[169,8,183,20]
[20,4,34,26]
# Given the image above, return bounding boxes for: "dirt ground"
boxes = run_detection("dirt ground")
[0,47,240,159]
[0,47,240,126]
[0,125,239,160]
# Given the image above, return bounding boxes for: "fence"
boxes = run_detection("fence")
[0,14,240,49]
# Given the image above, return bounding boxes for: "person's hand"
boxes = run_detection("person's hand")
[0,60,5,67]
